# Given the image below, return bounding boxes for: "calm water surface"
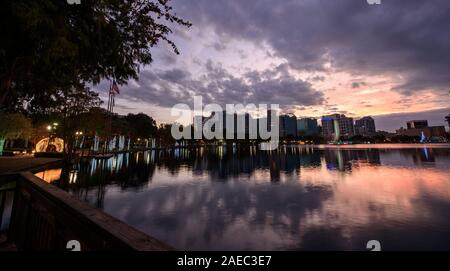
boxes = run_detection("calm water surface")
[40,144,450,250]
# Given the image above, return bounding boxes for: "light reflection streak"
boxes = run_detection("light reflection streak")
[34,168,62,183]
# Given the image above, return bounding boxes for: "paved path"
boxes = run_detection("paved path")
[0,156,61,174]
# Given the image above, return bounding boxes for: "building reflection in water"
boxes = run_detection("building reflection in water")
[34,145,450,250]
[323,149,381,171]
[412,147,436,163]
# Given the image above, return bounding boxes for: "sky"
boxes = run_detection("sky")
[93,0,450,132]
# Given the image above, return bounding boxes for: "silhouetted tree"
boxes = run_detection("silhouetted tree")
[157,123,175,145]
[0,112,32,154]
[372,134,387,143]
[390,135,420,143]
[26,86,102,159]
[349,135,373,144]
[125,113,158,139]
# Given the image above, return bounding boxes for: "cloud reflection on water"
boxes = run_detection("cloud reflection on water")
[49,145,450,250]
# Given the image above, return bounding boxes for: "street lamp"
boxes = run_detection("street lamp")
[74,131,84,154]
[47,122,59,141]
[47,122,58,132]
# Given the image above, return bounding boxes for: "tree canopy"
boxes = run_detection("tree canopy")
[0,0,191,108]
[0,112,32,140]
[125,113,158,139]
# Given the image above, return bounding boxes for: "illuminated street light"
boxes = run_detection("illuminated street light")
[47,125,52,131]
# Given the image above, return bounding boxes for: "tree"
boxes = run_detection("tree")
[348,135,373,144]
[0,0,191,107]
[157,123,175,145]
[76,107,110,138]
[125,113,158,139]
[28,86,101,118]
[26,86,102,159]
[0,112,32,154]
[390,135,420,143]
[372,133,387,143]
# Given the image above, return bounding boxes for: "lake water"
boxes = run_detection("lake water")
[39,144,450,250]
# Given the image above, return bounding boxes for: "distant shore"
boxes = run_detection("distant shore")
[309,143,450,149]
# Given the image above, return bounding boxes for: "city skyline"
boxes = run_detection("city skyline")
[91,0,450,132]
[186,109,448,140]
[182,108,450,134]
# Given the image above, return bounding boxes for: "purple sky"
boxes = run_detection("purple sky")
[93,0,450,132]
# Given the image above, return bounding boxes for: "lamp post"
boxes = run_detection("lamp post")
[74,131,83,150]
[47,122,59,139]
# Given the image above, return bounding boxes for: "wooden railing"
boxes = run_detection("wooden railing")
[0,180,15,234]
[0,172,172,251]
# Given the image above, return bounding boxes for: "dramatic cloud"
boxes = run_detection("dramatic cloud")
[94,0,450,128]
[113,61,324,109]
[173,0,450,95]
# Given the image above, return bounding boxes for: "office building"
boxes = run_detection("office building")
[355,116,376,136]
[407,120,428,129]
[321,114,354,139]
[321,116,336,139]
[396,120,446,138]
[297,118,319,136]
[280,114,297,138]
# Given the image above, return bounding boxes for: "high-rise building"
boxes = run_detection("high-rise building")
[197,111,261,139]
[297,118,319,136]
[321,116,336,139]
[280,114,297,138]
[355,116,376,136]
[446,114,450,128]
[321,114,354,139]
[407,120,428,129]
[339,116,354,137]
